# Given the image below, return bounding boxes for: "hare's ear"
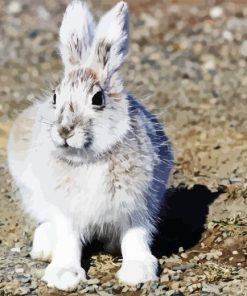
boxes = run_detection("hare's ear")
[59,0,95,73]
[90,1,129,76]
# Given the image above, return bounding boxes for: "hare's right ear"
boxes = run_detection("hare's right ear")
[89,1,129,78]
[59,0,95,73]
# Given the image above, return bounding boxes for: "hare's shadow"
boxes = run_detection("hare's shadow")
[152,184,223,257]
[82,184,223,271]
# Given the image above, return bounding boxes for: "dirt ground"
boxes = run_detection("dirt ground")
[0,0,247,295]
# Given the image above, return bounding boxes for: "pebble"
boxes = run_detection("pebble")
[87,278,100,285]
[223,31,233,41]
[29,281,38,290]
[112,285,122,293]
[15,268,24,273]
[171,274,180,281]
[98,292,112,296]
[172,263,195,272]
[240,40,247,57]
[7,2,22,14]
[167,291,175,296]
[209,6,224,18]
[16,274,31,283]
[171,282,180,290]
[102,282,113,288]
[11,247,21,253]
[198,253,206,260]
[13,287,30,296]
[160,274,169,282]
[202,284,220,294]
[180,253,188,259]
[178,247,184,253]
[171,292,185,296]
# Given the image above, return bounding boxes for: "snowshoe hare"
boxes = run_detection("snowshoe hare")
[8,0,173,291]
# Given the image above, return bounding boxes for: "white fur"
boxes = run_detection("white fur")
[60,0,95,73]
[42,211,86,291]
[116,227,158,285]
[7,1,173,291]
[88,1,129,75]
[30,222,54,262]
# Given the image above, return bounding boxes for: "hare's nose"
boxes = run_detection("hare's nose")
[58,125,73,139]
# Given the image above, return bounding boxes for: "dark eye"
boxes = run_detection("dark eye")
[53,93,56,105]
[92,91,104,107]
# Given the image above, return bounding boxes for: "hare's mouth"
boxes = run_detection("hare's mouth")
[54,136,94,163]
[58,139,92,153]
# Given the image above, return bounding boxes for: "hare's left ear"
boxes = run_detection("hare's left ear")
[59,0,95,73]
[89,1,129,77]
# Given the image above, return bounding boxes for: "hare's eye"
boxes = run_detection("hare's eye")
[92,91,104,108]
[53,93,56,105]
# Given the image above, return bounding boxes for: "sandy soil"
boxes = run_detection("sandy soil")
[0,0,247,295]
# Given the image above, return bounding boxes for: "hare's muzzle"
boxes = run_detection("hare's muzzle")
[57,125,74,140]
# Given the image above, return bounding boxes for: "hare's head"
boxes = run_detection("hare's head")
[50,1,130,162]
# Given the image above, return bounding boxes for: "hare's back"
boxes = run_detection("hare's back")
[128,95,173,206]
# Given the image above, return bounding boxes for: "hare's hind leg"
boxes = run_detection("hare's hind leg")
[30,222,55,262]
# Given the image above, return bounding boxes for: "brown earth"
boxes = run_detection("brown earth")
[0,0,247,295]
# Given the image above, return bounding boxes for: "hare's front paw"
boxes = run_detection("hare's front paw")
[116,255,158,286]
[30,222,54,262]
[42,263,86,291]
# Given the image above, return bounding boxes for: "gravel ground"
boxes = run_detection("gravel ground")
[0,0,247,295]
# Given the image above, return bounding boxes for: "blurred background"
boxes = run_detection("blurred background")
[0,0,247,295]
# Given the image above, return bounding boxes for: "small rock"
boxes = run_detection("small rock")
[167,291,175,296]
[150,281,160,290]
[29,281,38,290]
[178,247,184,253]
[209,6,223,19]
[16,274,31,283]
[98,292,112,296]
[240,40,247,57]
[202,284,220,294]
[14,287,30,296]
[121,286,129,293]
[80,287,90,293]
[198,253,206,260]
[188,283,199,293]
[171,292,185,296]
[102,282,113,288]
[160,274,169,282]
[11,247,21,253]
[171,282,180,290]
[229,176,244,184]
[15,268,24,273]
[172,263,195,272]
[87,278,100,285]
[31,268,43,279]
[7,2,22,14]
[112,285,122,293]
[171,274,180,281]
[223,31,233,41]
[181,253,188,259]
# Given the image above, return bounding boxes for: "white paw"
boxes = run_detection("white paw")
[42,263,86,291]
[116,255,158,285]
[30,222,54,262]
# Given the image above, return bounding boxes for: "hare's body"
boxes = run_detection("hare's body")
[8,97,172,237]
[8,1,173,292]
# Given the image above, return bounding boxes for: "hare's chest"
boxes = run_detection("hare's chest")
[58,162,109,199]
[51,162,114,217]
